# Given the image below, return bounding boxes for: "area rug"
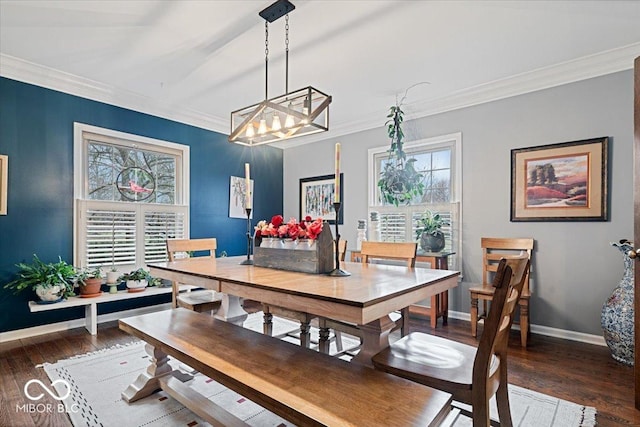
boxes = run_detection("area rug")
[41,313,596,427]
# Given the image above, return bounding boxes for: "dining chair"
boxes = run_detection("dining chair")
[166,238,222,313]
[321,241,417,356]
[372,255,530,427]
[469,237,534,347]
[263,239,348,350]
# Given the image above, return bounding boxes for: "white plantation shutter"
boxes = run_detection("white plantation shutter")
[379,212,406,242]
[144,210,186,263]
[77,201,188,268]
[84,207,136,268]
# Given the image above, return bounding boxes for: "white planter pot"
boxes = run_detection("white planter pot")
[106,271,120,284]
[35,284,63,302]
[126,279,147,292]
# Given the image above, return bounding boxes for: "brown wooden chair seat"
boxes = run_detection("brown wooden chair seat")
[469,237,534,347]
[166,238,222,313]
[373,255,530,427]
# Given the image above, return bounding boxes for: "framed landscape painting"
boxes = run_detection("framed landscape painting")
[511,137,608,222]
[299,174,343,224]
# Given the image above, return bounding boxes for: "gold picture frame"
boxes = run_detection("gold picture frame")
[0,155,7,215]
[511,137,608,222]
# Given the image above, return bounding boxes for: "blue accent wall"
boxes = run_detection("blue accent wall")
[0,77,283,333]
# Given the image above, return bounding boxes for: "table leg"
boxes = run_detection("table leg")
[215,294,248,326]
[317,318,331,354]
[352,315,396,367]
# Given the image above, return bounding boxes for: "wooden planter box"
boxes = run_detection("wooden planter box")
[254,226,334,274]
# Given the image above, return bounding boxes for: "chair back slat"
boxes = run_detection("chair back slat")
[481,238,534,294]
[360,242,417,267]
[167,238,217,261]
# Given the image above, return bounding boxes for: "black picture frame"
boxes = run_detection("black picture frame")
[299,173,344,224]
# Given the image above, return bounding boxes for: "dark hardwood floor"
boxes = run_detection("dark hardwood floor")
[1,308,638,426]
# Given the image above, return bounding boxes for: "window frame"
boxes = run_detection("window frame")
[73,123,190,269]
[368,132,462,269]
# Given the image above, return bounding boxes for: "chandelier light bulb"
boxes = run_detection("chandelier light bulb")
[257,118,268,134]
[246,123,255,138]
[271,114,282,131]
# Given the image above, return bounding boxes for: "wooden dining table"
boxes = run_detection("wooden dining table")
[148,256,459,366]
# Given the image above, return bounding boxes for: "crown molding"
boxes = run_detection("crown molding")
[3,42,639,150]
[274,42,640,149]
[0,54,228,134]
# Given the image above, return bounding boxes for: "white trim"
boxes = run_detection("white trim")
[0,303,171,343]
[443,309,606,347]
[3,43,639,148]
[1,55,227,134]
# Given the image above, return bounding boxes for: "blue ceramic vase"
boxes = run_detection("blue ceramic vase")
[601,240,635,366]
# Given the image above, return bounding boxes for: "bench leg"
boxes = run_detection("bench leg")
[84,303,97,335]
[215,294,248,326]
[122,343,173,403]
[352,315,395,367]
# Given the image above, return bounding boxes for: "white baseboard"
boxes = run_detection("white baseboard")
[3,303,607,347]
[414,305,607,347]
[0,303,171,343]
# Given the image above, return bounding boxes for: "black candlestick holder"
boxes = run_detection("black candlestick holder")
[240,207,254,265]
[328,201,350,276]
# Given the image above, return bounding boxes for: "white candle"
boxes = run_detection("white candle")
[334,143,341,203]
[244,163,252,209]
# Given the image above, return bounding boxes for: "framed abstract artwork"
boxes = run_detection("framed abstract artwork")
[299,174,343,224]
[511,137,608,221]
[229,176,253,219]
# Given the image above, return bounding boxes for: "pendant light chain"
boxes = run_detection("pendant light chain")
[264,21,269,100]
[285,14,289,94]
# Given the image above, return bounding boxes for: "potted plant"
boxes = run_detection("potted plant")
[4,254,76,302]
[415,210,449,253]
[106,266,119,284]
[76,266,103,297]
[377,105,424,206]
[119,268,151,293]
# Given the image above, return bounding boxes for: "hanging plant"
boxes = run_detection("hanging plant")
[377,104,424,206]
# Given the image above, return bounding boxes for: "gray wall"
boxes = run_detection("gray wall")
[283,70,634,338]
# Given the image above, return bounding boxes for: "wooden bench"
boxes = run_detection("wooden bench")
[28,286,174,335]
[119,309,453,427]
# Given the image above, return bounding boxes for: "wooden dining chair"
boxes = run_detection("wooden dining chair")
[166,238,222,313]
[360,241,417,336]
[263,239,348,350]
[321,241,417,355]
[373,256,530,427]
[469,237,534,347]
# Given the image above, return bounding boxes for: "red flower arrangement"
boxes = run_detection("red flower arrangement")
[255,215,324,240]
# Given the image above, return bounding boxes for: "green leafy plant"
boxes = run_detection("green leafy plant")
[4,254,77,297]
[415,210,449,239]
[378,105,424,206]
[75,266,102,286]
[118,268,151,283]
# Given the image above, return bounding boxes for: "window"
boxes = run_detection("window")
[74,123,189,269]
[368,132,462,269]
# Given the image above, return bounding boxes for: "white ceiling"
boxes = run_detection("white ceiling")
[1,0,640,147]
